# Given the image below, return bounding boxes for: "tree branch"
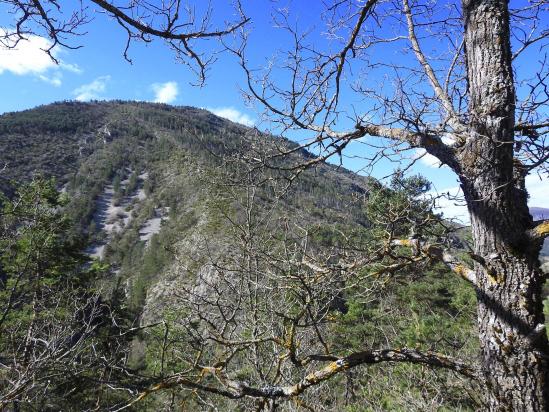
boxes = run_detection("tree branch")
[402,0,465,137]
[527,220,549,240]
[331,0,379,108]
[90,0,249,41]
[391,239,477,285]
[124,348,478,408]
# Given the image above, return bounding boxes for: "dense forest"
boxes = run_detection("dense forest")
[0,102,547,410]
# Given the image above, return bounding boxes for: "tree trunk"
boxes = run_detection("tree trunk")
[461,0,549,409]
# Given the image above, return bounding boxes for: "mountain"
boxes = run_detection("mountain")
[531,207,549,221]
[1,101,545,318]
[0,101,371,307]
[0,101,528,410]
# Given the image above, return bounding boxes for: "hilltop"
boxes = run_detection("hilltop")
[0,100,371,308]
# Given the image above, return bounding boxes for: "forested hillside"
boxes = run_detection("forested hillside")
[0,101,543,410]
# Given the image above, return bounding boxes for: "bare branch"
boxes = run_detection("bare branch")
[126,348,478,407]
[89,0,249,41]
[391,239,477,285]
[527,220,549,240]
[402,0,464,137]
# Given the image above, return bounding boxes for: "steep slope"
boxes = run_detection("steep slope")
[0,101,371,306]
[0,101,494,410]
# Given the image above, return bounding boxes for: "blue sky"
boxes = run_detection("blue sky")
[0,1,546,222]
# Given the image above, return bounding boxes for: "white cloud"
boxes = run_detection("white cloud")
[208,106,254,126]
[441,134,456,146]
[526,173,548,208]
[428,186,469,224]
[39,73,62,87]
[152,81,178,103]
[413,135,458,168]
[0,28,80,85]
[427,174,548,225]
[59,61,81,74]
[414,148,444,168]
[73,76,110,101]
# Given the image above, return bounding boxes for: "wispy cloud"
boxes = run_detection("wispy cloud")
[0,28,80,86]
[208,106,254,126]
[152,81,178,103]
[39,73,62,87]
[73,76,110,101]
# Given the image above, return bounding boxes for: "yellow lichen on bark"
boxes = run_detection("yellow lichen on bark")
[304,372,321,384]
[394,239,414,247]
[201,366,220,378]
[304,360,345,384]
[534,221,549,237]
[453,264,468,277]
[327,361,340,372]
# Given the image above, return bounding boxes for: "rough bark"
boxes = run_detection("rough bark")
[460,0,549,409]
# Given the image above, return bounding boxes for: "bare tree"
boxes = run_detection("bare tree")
[1,0,248,84]
[2,0,549,410]
[124,150,479,411]
[225,2,549,410]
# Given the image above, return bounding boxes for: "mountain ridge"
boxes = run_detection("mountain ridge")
[0,100,372,312]
[0,100,546,411]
